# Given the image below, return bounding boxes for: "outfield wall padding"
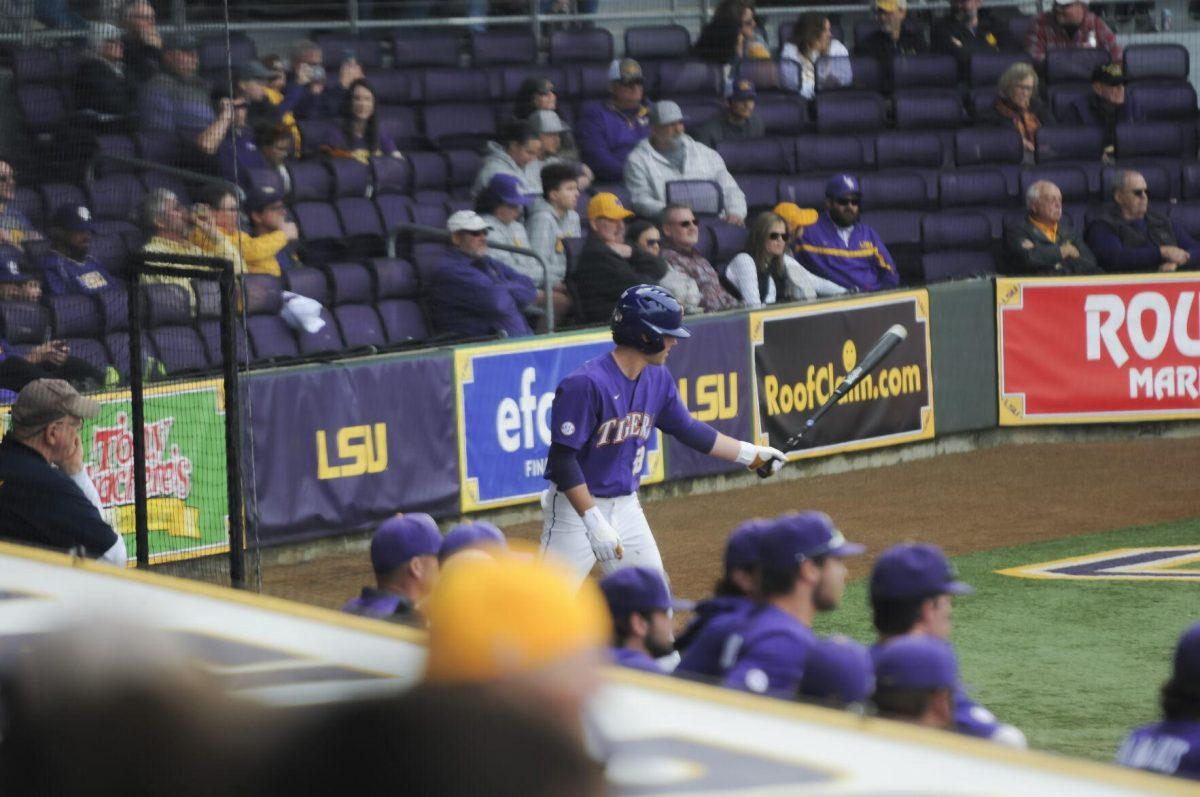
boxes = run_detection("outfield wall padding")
[929,279,998,434]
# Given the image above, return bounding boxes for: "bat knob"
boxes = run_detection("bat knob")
[756,463,775,479]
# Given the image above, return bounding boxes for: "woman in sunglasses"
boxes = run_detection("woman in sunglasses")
[725,212,846,308]
[626,219,702,314]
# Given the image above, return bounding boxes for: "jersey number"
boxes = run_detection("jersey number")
[631,446,645,476]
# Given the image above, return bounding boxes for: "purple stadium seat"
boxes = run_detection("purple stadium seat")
[333,304,386,349]
[1048,83,1092,122]
[718,138,793,174]
[136,131,180,166]
[104,332,158,379]
[292,202,346,264]
[1046,49,1111,84]
[1116,120,1194,159]
[40,182,86,216]
[548,29,614,64]
[860,172,931,210]
[471,29,536,66]
[13,187,43,229]
[197,319,250,365]
[287,161,334,202]
[921,250,997,282]
[860,209,924,282]
[336,197,386,255]
[876,131,944,169]
[894,89,965,130]
[567,63,611,100]
[968,52,1032,87]
[47,294,102,338]
[815,92,886,134]
[1124,44,1189,83]
[372,257,420,298]
[955,127,1023,167]
[150,327,211,373]
[246,316,300,362]
[422,103,497,150]
[376,298,430,345]
[445,149,483,199]
[94,134,138,174]
[315,34,383,68]
[627,25,691,61]
[364,69,418,106]
[17,84,67,133]
[1037,126,1104,163]
[816,56,883,94]
[939,169,1012,236]
[372,156,412,196]
[198,33,255,74]
[142,284,192,328]
[13,46,59,84]
[377,105,423,149]
[408,151,449,196]
[194,281,220,320]
[97,288,128,333]
[410,201,448,231]
[420,68,490,103]
[283,267,331,306]
[412,242,444,284]
[330,158,371,198]
[675,98,722,128]
[778,175,835,208]
[892,54,957,89]
[967,86,998,120]
[1008,15,1034,46]
[794,135,870,173]
[738,175,779,214]
[296,307,346,355]
[0,301,48,343]
[1127,82,1198,121]
[734,60,785,93]
[1170,203,1200,239]
[754,95,809,135]
[375,194,415,239]
[296,119,336,157]
[656,60,722,98]
[1183,163,1200,201]
[922,211,992,251]
[1020,165,1090,205]
[706,220,748,266]
[392,30,462,68]
[87,174,145,223]
[327,262,371,304]
[60,338,111,373]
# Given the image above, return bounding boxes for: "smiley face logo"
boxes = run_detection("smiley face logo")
[842,338,857,373]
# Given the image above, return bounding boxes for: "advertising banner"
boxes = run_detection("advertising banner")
[663,313,752,481]
[750,292,935,458]
[455,332,664,513]
[248,354,458,542]
[997,274,1200,424]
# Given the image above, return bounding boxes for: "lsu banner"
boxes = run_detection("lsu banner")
[750,291,935,458]
[997,274,1200,424]
[248,355,458,542]
[455,333,664,512]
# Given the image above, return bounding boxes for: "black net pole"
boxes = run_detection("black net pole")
[126,274,150,568]
[219,264,247,588]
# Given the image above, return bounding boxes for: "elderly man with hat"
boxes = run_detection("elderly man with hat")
[1025,0,1121,65]
[138,32,214,143]
[428,210,537,340]
[343,513,442,624]
[1062,63,1131,157]
[600,566,693,673]
[796,174,899,292]
[1117,622,1200,780]
[576,58,652,183]
[39,204,115,296]
[872,635,959,729]
[569,193,647,324]
[0,379,126,566]
[624,100,747,225]
[693,79,766,150]
[857,0,929,62]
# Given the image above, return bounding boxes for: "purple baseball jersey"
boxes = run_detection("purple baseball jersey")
[342,587,416,624]
[675,596,754,680]
[1117,721,1200,780]
[720,604,818,697]
[549,353,712,497]
[611,647,666,673]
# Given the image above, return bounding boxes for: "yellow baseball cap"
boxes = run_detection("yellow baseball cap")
[587,192,635,222]
[773,202,819,234]
[875,0,905,11]
[423,554,609,684]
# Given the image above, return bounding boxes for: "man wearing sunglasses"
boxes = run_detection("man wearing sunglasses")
[0,379,126,566]
[796,174,899,292]
[1087,169,1200,273]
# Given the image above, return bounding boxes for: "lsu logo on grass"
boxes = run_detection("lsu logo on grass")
[998,547,1200,582]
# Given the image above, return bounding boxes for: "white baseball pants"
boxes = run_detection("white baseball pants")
[539,487,664,591]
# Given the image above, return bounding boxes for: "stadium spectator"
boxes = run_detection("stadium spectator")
[1025,0,1121,66]
[726,211,847,307]
[254,122,295,193]
[575,58,651,183]
[600,567,692,674]
[280,39,329,121]
[120,0,162,83]
[428,211,536,340]
[472,119,540,198]
[526,163,581,310]
[343,513,442,624]
[660,203,740,313]
[0,160,44,252]
[1116,622,1200,780]
[570,193,644,324]
[0,256,42,303]
[983,62,1041,162]
[438,521,506,564]
[0,380,126,566]
[1004,180,1098,275]
[694,0,771,73]
[263,54,288,95]
[773,201,819,259]
[139,33,216,150]
[199,91,256,178]
[624,101,748,225]
[693,80,765,150]
[243,186,302,276]
[0,327,107,394]
[1086,169,1200,273]
[75,23,137,123]
[782,13,853,99]
[515,76,559,120]
[523,111,592,195]
[476,174,552,316]
[141,188,213,310]
[40,205,115,296]
[626,219,703,314]
[720,512,863,696]
[800,636,875,710]
[797,175,900,292]
[857,0,929,61]
[869,543,1026,746]
[320,78,401,163]
[191,185,297,276]
[872,635,958,730]
[1062,63,1130,157]
[932,0,1016,68]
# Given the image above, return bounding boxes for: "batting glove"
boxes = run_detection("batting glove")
[736,441,787,475]
[582,506,624,563]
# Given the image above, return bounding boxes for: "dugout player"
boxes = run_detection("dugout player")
[342,513,441,624]
[872,635,959,730]
[541,284,787,587]
[439,520,506,564]
[869,543,1026,747]
[599,566,693,673]
[799,635,875,711]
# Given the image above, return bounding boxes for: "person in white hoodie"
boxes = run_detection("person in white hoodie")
[471,119,542,199]
[724,211,846,308]
[526,163,581,319]
[781,13,853,99]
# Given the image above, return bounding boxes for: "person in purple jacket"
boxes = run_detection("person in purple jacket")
[427,211,538,340]
[600,566,693,674]
[1116,622,1200,781]
[796,174,900,292]
[873,635,959,730]
[342,513,442,625]
[868,543,1027,747]
[39,205,116,296]
[720,512,863,697]
[575,58,651,182]
[1086,169,1200,273]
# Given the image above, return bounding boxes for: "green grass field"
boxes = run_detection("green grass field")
[814,517,1200,762]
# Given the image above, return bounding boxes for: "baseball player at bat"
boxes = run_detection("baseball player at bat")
[541,284,787,588]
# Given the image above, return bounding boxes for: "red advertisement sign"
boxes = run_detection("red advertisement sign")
[997,275,1200,424]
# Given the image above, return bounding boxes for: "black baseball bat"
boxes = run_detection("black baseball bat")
[756,324,909,478]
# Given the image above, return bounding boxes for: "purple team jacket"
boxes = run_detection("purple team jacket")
[1117,720,1200,780]
[797,213,900,293]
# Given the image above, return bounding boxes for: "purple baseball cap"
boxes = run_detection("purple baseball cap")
[487,173,534,207]
[724,519,768,572]
[1174,622,1200,682]
[800,635,876,705]
[757,511,865,574]
[370,513,442,573]
[52,204,95,233]
[870,543,973,602]
[600,567,694,617]
[875,635,959,691]
[825,173,862,200]
[438,520,507,562]
[0,253,32,284]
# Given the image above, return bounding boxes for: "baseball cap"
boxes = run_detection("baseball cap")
[235,60,274,82]
[587,192,634,222]
[600,567,694,618]
[246,184,283,212]
[88,22,121,45]
[52,204,95,233]
[528,110,570,135]
[424,554,609,683]
[447,210,492,233]
[649,100,684,127]
[875,0,906,11]
[825,174,862,200]
[438,520,506,562]
[800,635,876,705]
[757,511,865,574]
[1053,0,1081,6]
[370,513,442,573]
[607,57,644,84]
[487,173,534,207]
[11,379,100,430]
[870,543,973,602]
[725,519,767,572]
[1173,622,1200,682]
[1092,63,1126,86]
[162,32,199,51]
[773,202,819,234]
[729,79,757,102]
[0,253,32,284]
[874,635,959,691]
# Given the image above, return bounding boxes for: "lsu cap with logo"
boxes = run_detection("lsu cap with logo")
[757,511,865,574]
[11,379,100,430]
[0,254,31,284]
[587,192,635,222]
[52,204,95,233]
[870,543,973,601]
[825,173,862,200]
[729,79,757,102]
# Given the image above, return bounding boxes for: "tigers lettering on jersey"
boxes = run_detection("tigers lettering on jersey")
[596,412,655,446]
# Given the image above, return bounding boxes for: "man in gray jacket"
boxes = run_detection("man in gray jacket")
[1003,180,1099,275]
[472,119,542,198]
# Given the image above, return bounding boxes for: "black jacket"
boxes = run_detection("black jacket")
[570,236,644,324]
[931,12,1017,65]
[75,57,137,118]
[1003,215,1100,275]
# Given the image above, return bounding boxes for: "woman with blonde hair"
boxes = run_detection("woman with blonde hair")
[987,62,1042,163]
[724,212,846,308]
